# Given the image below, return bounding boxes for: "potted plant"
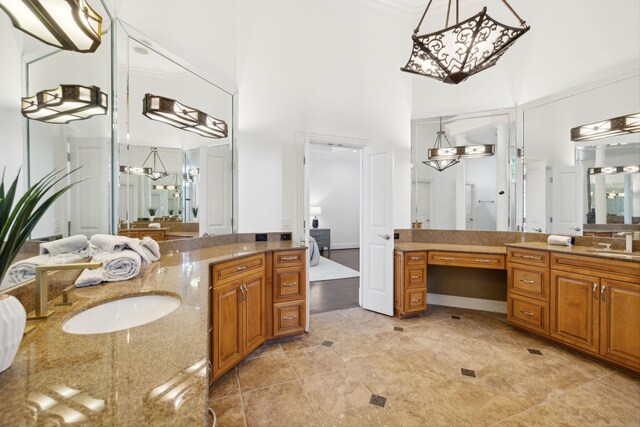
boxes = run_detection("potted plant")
[191,206,198,222]
[148,207,157,221]
[168,209,174,217]
[0,168,80,372]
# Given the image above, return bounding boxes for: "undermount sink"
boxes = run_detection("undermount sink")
[582,249,640,260]
[63,294,180,335]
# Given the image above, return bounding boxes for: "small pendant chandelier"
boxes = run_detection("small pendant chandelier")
[118,147,169,181]
[401,0,530,84]
[422,117,460,172]
[153,173,182,190]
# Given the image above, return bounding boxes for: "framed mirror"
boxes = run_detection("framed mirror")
[115,21,235,240]
[411,109,517,231]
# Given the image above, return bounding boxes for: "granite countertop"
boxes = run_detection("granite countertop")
[0,241,305,426]
[120,227,173,231]
[394,242,507,255]
[165,231,199,237]
[505,241,640,262]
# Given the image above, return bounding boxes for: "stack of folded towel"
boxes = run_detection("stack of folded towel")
[148,223,161,229]
[73,234,161,288]
[547,234,573,246]
[1,235,96,290]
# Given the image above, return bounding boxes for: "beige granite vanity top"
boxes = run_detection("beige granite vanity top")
[505,241,640,262]
[0,241,305,426]
[394,242,507,255]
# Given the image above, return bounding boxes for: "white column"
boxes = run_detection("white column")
[624,174,632,224]
[496,124,509,231]
[595,146,607,224]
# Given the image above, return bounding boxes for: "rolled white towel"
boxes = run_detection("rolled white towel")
[90,234,131,252]
[89,234,160,265]
[148,223,161,229]
[40,234,88,255]
[548,235,573,246]
[75,250,142,288]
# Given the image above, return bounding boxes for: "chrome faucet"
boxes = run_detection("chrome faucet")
[28,262,102,322]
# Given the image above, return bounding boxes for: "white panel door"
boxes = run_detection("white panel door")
[525,161,547,233]
[199,145,232,235]
[362,144,394,316]
[552,165,584,236]
[69,137,110,237]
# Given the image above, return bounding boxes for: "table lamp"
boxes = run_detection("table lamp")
[310,206,322,229]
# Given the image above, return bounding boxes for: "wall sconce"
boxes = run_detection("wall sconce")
[21,84,107,123]
[571,113,640,141]
[429,144,495,160]
[0,0,102,53]
[142,94,228,139]
[119,166,152,175]
[588,165,640,175]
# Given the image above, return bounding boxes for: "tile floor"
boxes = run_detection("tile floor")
[209,305,640,427]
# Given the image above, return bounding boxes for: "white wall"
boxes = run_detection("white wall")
[411,0,640,118]
[236,0,413,233]
[309,147,360,249]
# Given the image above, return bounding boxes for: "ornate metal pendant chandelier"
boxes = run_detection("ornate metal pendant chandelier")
[401,0,530,84]
[118,147,169,181]
[422,117,460,172]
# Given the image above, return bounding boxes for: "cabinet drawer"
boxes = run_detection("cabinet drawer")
[274,267,305,302]
[405,288,427,314]
[508,263,549,301]
[428,251,505,270]
[212,254,265,286]
[273,300,305,337]
[404,251,427,267]
[550,253,640,280]
[118,230,139,238]
[507,248,549,267]
[405,267,426,288]
[142,230,165,241]
[507,294,549,335]
[273,250,305,268]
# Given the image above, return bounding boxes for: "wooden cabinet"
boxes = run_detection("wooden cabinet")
[212,281,244,377]
[272,250,306,337]
[550,270,600,354]
[507,247,640,373]
[599,278,640,371]
[117,229,166,241]
[394,250,427,317]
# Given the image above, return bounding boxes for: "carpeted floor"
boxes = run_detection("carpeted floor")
[310,249,360,314]
[309,256,359,282]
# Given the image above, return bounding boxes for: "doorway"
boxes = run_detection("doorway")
[307,143,362,314]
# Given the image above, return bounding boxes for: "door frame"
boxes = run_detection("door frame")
[295,132,371,330]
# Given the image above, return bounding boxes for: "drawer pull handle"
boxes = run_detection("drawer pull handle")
[474,259,491,263]
[601,284,606,302]
[283,282,297,287]
[411,275,420,279]
[236,265,247,271]
[439,257,455,261]
[283,315,297,320]
[593,283,598,300]
[411,299,421,303]
[521,255,541,260]
[281,256,299,261]
[410,256,422,261]
[519,309,535,317]
[519,279,535,284]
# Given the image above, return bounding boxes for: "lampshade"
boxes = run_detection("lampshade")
[143,94,228,139]
[21,84,107,123]
[310,206,322,216]
[401,1,529,84]
[0,0,102,53]
[571,113,640,141]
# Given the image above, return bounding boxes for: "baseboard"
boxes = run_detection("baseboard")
[427,293,507,314]
[330,243,360,250]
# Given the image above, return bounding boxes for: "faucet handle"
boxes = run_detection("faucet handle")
[598,243,612,250]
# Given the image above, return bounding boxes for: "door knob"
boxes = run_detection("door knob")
[571,227,581,231]
[377,234,391,240]
[532,228,542,232]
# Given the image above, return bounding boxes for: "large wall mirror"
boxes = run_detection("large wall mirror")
[115,22,234,239]
[521,73,639,236]
[411,109,517,231]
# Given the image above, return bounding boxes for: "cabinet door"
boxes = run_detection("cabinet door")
[600,279,640,371]
[213,281,243,379]
[550,271,600,354]
[242,272,266,355]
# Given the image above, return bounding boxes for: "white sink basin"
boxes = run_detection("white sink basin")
[63,294,180,335]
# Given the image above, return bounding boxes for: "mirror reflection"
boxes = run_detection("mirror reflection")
[411,110,516,231]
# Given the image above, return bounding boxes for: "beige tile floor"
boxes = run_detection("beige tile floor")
[209,305,640,427]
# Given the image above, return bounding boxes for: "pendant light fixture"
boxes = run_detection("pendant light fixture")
[143,94,228,139]
[0,0,102,53]
[21,84,107,123]
[423,117,460,172]
[153,173,182,190]
[401,0,530,84]
[118,147,169,181]
[430,143,496,159]
[571,113,640,142]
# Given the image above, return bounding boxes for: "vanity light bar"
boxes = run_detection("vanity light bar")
[571,113,640,141]
[428,144,495,160]
[21,84,107,123]
[588,165,640,175]
[152,184,179,190]
[142,94,228,139]
[0,0,102,53]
